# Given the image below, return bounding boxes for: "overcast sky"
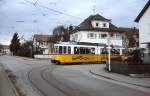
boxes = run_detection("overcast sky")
[0,0,148,45]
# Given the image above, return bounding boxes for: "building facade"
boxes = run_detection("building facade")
[70,14,124,47]
[135,0,150,48]
[33,34,55,55]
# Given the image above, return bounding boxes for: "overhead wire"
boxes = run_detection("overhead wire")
[24,0,82,20]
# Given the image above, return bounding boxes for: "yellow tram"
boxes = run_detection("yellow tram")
[51,42,126,64]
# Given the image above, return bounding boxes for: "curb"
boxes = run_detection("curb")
[89,69,150,89]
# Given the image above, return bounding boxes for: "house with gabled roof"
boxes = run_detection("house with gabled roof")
[135,0,150,48]
[33,34,56,55]
[70,14,124,47]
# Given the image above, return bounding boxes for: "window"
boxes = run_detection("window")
[59,46,62,54]
[96,23,99,27]
[91,48,95,54]
[88,33,95,38]
[68,46,71,54]
[101,34,107,38]
[103,23,106,27]
[74,47,79,54]
[63,46,66,54]
[115,33,120,38]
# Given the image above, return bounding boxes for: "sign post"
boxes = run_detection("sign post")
[107,36,111,71]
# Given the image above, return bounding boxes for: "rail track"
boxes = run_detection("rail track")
[27,64,90,96]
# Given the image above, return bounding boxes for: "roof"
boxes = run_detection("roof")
[119,27,139,35]
[119,27,139,47]
[75,14,121,32]
[33,34,57,42]
[135,0,150,22]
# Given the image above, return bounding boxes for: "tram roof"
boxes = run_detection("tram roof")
[57,42,106,46]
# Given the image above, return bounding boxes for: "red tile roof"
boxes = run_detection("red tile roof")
[75,14,123,32]
[33,34,57,42]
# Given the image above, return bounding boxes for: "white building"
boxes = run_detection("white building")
[33,34,55,55]
[135,0,150,48]
[70,14,124,47]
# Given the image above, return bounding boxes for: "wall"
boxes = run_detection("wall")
[70,31,122,47]
[139,6,150,48]
[34,54,52,59]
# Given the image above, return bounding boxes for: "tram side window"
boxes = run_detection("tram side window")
[54,46,58,54]
[59,46,62,54]
[101,48,108,54]
[91,48,95,54]
[74,47,80,54]
[111,49,120,55]
[85,48,91,54]
[64,46,67,54]
[68,47,71,54]
[80,47,86,54]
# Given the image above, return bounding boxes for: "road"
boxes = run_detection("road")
[0,56,150,96]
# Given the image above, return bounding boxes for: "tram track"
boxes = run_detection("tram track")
[27,64,91,96]
[27,68,47,96]
[41,67,91,96]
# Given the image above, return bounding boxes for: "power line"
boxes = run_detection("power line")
[24,0,82,20]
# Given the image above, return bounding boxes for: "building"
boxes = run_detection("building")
[33,34,56,55]
[70,14,124,47]
[135,0,150,48]
[0,45,10,55]
[119,27,139,48]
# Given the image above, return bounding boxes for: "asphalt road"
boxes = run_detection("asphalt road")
[0,56,150,96]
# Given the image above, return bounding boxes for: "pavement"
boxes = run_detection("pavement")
[90,64,150,88]
[0,63,19,96]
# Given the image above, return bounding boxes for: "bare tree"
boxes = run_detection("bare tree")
[53,25,70,42]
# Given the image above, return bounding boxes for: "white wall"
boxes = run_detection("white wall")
[139,6,150,48]
[70,31,122,47]
[34,55,52,59]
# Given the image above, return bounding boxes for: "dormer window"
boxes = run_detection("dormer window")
[91,20,109,28]
[96,23,99,27]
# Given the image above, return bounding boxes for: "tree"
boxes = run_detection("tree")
[9,32,21,55]
[53,25,70,42]
[18,40,33,57]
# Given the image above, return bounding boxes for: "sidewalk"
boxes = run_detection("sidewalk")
[0,63,18,96]
[90,64,150,88]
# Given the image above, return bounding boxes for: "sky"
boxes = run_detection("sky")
[0,0,148,45]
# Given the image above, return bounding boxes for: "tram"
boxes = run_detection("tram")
[51,42,126,64]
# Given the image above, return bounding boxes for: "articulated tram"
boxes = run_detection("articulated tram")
[51,42,127,64]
